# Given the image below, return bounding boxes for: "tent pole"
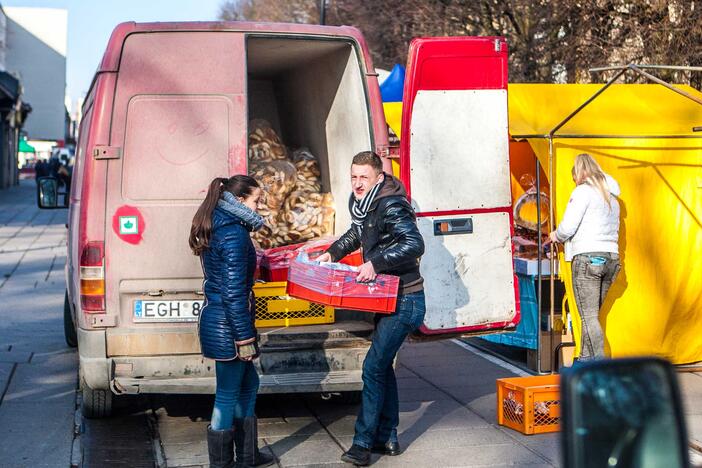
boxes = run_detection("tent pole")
[535,150,543,374]
[548,136,555,374]
[628,65,702,107]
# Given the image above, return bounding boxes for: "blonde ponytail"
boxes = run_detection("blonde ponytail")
[572,153,611,209]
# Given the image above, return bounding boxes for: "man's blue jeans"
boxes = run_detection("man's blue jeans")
[211,359,259,430]
[353,291,426,448]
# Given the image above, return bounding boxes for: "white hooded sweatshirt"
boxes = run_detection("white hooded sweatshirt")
[556,174,621,261]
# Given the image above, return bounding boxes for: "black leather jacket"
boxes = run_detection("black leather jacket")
[327,174,424,290]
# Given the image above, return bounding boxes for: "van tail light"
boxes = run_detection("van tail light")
[80,241,105,312]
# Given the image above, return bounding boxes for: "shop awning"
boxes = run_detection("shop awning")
[508,83,702,365]
[19,138,35,153]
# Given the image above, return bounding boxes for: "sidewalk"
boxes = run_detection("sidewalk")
[156,339,560,467]
[0,181,77,467]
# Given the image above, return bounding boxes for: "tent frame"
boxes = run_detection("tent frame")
[511,64,702,374]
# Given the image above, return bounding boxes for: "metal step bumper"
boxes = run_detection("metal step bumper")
[112,370,363,395]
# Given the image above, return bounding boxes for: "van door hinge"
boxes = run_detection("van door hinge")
[93,145,122,160]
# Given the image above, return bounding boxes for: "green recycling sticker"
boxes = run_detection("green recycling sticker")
[119,216,139,235]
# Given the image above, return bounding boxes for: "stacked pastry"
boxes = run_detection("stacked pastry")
[248,121,335,249]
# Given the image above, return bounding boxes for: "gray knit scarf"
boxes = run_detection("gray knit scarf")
[218,191,265,232]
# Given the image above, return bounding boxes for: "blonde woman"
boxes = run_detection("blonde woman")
[549,154,621,360]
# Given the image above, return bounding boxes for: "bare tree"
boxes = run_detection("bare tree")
[218,0,319,23]
[218,0,702,87]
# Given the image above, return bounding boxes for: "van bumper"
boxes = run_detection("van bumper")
[106,353,364,395]
[112,370,364,395]
[78,328,110,390]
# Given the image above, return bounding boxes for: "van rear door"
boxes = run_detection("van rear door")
[400,37,519,336]
[103,32,247,356]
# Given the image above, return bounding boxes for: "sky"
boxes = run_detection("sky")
[2,0,223,111]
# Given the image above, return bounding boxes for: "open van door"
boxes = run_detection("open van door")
[400,37,519,336]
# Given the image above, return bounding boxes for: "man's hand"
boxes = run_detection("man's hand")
[356,261,377,283]
[548,230,559,244]
[316,252,332,263]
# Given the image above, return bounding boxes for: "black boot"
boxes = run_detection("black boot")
[207,425,235,468]
[233,417,275,467]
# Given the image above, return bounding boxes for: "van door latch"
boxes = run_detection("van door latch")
[93,145,122,160]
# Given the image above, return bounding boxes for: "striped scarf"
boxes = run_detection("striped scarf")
[351,179,383,227]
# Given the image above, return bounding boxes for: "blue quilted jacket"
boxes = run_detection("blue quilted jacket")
[198,206,257,360]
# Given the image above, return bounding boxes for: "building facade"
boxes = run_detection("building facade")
[5,6,67,146]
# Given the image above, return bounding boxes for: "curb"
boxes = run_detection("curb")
[70,388,83,468]
[146,407,167,468]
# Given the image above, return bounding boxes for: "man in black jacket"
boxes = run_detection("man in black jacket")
[318,151,425,466]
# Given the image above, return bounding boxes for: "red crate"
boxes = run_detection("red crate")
[286,255,399,314]
[260,242,306,282]
[260,240,362,282]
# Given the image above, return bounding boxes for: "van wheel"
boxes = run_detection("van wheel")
[63,291,77,348]
[80,374,113,419]
[336,391,362,405]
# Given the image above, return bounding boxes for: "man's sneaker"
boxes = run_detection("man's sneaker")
[371,441,402,456]
[340,444,371,466]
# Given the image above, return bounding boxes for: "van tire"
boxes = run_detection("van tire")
[80,374,113,419]
[63,291,78,348]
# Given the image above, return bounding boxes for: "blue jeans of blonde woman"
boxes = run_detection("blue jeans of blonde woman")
[571,252,621,360]
[210,359,259,430]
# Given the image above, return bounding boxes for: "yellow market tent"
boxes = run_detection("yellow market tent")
[509,83,702,365]
[385,83,702,364]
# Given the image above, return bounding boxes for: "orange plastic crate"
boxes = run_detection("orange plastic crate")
[496,374,560,435]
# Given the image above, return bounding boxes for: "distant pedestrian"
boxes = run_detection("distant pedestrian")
[189,175,273,468]
[48,156,61,178]
[34,159,48,181]
[549,153,621,360]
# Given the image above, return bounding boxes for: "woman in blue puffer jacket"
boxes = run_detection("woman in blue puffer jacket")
[189,175,274,468]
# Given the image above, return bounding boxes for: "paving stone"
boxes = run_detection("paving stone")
[258,417,326,438]
[0,401,74,467]
[465,393,499,423]
[265,433,343,466]
[158,419,208,444]
[400,426,515,452]
[398,400,490,433]
[394,376,437,391]
[510,432,561,466]
[398,386,455,402]
[319,414,357,438]
[2,352,76,404]
[441,383,500,405]
[0,349,33,364]
[338,439,551,467]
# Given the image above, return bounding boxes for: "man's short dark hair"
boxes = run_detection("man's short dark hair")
[352,151,383,174]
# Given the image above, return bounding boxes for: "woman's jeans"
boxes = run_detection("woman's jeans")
[210,359,260,431]
[353,291,426,449]
[571,252,621,360]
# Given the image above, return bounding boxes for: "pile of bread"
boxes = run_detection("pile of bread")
[248,120,334,249]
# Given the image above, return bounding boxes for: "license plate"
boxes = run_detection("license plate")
[133,300,204,322]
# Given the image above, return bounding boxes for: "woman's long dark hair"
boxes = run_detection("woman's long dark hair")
[189,175,259,256]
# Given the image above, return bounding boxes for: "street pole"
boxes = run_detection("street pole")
[320,0,326,25]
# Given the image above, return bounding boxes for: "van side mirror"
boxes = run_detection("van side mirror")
[37,177,67,209]
[561,357,690,468]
